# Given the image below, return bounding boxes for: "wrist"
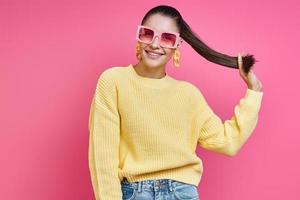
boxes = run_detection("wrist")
[248,84,263,92]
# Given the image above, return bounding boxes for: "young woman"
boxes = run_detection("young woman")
[88,5,263,200]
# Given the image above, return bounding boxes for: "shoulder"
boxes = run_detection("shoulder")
[177,80,203,96]
[98,66,124,81]
[96,65,133,86]
[94,66,126,91]
[174,80,207,103]
[177,80,210,109]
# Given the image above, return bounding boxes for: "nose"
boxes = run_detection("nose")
[150,35,160,48]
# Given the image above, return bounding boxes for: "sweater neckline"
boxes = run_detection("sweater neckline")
[128,64,173,89]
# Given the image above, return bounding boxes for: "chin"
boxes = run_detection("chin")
[142,60,165,68]
[141,53,166,68]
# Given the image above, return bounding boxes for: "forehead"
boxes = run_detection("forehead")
[143,14,179,33]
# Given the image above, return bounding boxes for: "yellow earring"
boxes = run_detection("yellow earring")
[173,48,181,68]
[136,42,142,61]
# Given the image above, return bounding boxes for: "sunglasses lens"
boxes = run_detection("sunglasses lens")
[138,27,154,43]
[161,33,177,48]
[137,26,178,48]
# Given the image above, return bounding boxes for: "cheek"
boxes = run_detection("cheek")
[165,50,175,59]
[140,45,148,56]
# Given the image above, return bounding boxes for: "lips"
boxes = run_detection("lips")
[145,50,164,55]
[145,50,164,59]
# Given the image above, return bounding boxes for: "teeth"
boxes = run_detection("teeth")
[149,52,160,55]
[146,50,162,56]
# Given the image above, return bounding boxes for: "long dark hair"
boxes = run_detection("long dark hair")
[141,5,257,74]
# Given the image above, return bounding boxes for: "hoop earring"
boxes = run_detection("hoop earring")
[135,42,142,61]
[173,48,181,68]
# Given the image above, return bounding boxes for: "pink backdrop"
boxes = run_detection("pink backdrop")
[1,0,299,199]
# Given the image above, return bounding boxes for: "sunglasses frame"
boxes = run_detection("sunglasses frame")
[136,25,183,49]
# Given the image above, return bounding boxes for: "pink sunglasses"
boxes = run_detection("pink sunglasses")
[136,25,183,49]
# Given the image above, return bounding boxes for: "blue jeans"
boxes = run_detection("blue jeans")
[121,178,199,200]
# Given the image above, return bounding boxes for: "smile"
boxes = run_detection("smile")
[145,50,164,59]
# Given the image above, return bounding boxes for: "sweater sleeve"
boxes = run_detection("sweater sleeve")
[195,88,264,157]
[88,70,122,200]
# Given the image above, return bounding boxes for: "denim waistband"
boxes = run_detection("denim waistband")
[121,177,187,193]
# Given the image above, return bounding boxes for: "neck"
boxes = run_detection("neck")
[133,62,167,79]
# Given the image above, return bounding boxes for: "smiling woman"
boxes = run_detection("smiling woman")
[134,13,183,79]
[88,4,264,200]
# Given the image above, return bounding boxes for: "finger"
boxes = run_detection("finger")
[238,53,243,69]
[238,53,245,77]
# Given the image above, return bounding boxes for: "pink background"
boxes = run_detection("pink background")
[1,0,299,199]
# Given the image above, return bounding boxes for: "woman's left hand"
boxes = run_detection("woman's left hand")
[238,53,263,92]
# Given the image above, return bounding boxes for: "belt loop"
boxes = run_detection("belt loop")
[168,179,173,192]
[138,181,142,192]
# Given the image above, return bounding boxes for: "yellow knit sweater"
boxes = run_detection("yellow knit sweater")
[88,64,264,200]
